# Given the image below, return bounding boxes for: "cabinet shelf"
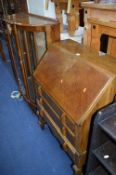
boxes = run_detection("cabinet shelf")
[89,165,109,175]
[86,103,116,175]
[99,116,116,142]
[93,140,116,175]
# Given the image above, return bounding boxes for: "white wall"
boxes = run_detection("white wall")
[27,0,44,16]
[44,1,56,19]
[27,0,56,18]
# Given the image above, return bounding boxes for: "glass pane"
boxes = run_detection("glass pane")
[33,32,47,64]
[11,33,26,95]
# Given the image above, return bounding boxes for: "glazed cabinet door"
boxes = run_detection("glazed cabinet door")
[14,26,47,108]
[7,24,47,109]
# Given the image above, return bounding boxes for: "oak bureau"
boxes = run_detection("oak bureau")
[34,40,116,174]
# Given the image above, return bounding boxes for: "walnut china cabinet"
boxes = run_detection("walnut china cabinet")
[4,13,60,109]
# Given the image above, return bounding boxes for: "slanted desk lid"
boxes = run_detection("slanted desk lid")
[34,45,113,124]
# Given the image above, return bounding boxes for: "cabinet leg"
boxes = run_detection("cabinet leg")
[39,119,45,129]
[63,142,68,152]
[73,164,83,175]
[39,110,46,129]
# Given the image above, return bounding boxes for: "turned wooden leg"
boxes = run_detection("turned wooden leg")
[73,164,83,175]
[73,152,86,175]
[39,110,46,129]
[62,142,68,152]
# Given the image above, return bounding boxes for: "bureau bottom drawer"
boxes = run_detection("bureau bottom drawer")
[45,114,76,162]
[37,94,86,174]
[40,110,86,175]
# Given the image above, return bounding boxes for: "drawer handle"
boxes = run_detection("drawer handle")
[72,4,75,8]
[93,25,96,29]
[62,127,67,136]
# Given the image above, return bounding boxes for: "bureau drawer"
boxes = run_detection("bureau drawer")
[41,88,62,117]
[36,87,63,130]
[65,115,75,134]
[37,86,76,149]
[66,129,75,147]
[37,97,76,145]
[43,108,77,162]
[41,88,75,134]
[42,99,63,129]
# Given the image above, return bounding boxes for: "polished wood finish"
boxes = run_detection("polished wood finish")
[81,1,116,57]
[88,18,116,57]
[4,13,60,48]
[4,12,60,108]
[34,48,113,123]
[4,13,59,27]
[55,39,116,78]
[34,40,116,174]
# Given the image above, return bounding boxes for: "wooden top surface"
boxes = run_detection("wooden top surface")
[4,12,59,27]
[34,43,115,124]
[88,18,116,28]
[55,39,116,75]
[81,1,116,10]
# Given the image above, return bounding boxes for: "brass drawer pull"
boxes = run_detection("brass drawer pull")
[62,127,67,136]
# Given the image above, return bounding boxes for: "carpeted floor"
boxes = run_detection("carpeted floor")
[0,37,73,175]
